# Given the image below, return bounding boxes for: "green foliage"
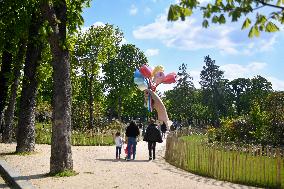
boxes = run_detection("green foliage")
[200,55,225,126]
[71,24,123,128]
[229,78,251,116]
[14,151,36,156]
[35,101,52,123]
[103,44,147,120]
[168,0,283,37]
[248,101,268,143]
[35,123,117,146]
[121,90,148,120]
[208,114,268,144]
[249,26,260,38]
[262,92,284,146]
[168,5,192,21]
[49,170,78,177]
[241,18,251,29]
[207,92,284,146]
[164,63,195,122]
[180,134,207,142]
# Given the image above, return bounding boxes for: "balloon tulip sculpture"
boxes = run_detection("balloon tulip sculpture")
[134,64,177,112]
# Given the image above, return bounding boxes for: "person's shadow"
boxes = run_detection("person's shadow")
[95,159,149,162]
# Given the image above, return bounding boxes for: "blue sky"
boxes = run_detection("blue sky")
[82,0,284,92]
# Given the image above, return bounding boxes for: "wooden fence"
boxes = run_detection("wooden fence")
[165,134,284,188]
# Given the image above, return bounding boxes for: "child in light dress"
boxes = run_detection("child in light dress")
[115,132,124,159]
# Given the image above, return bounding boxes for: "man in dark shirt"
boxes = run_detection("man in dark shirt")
[125,121,140,160]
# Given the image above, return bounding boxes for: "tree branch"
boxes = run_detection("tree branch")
[40,2,59,34]
[254,0,284,10]
[252,5,265,11]
[40,1,62,55]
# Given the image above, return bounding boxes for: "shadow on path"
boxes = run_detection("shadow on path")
[13,173,48,181]
[95,158,150,163]
[0,152,16,156]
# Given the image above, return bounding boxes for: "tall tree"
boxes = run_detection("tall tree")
[0,43,13,132]
[164,63,195,124]
[73,24,123,128]
[249,75,273,110]
[16,11,44,152]
[2,39,27,143]
[0,0,38,143]
[200,55,225,126]
[264,91,284,145]
[41,0,91,174]
[40,0,72,173]
[168,0,282,37]
[122,90,147,121]
[229,78,251,116]
[103,44,147,121]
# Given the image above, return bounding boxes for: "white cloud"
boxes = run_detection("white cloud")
[80,22,105,32]
[133,15,239,54]
[267,77,284,91]
[145,49,159,57]
[220,62,267,80]
[198,0,213,4]
[188,62,269,89]
[133,14,278,55]
[191,62,284,91]
[130,4,138,16]
[157,83,176,93]
[190,70,201,88]
[92,22,105,27]
[157,62,284,92]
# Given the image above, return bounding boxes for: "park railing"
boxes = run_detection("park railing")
[165,133,284,188]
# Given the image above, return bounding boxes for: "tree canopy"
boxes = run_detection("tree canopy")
[168,0,283,37]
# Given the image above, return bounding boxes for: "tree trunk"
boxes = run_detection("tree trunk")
[41,1,73,174]
[0,44,13,134]
[50,46,72,174]
[89,72,94,129]
[2,39,27,143]
[118,96,122,121]
[16,15,43,152]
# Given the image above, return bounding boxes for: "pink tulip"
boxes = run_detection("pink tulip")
[162,73,177,84]
[139,65,152,78]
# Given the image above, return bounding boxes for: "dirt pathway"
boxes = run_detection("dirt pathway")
[0,140,258,189]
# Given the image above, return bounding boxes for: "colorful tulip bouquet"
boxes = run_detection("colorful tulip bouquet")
[134,64,177,112]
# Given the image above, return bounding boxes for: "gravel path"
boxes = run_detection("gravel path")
[0,140,259,189]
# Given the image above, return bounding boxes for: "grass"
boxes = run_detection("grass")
[35,123,115,146]
[14,151,38,156]
[166,134,284,188]
[48,170,78,177]
[180,134,207,142]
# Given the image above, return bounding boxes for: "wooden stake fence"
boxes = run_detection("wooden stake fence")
[165,134,284,188]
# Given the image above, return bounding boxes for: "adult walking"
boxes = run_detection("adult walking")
[160,121,167,138]
[143,119,163,160]
[125,121,140,161]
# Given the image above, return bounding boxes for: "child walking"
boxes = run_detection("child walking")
[124,138,133,160]
[115,132,123,159]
